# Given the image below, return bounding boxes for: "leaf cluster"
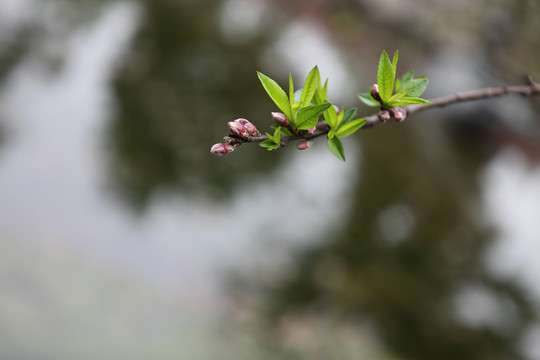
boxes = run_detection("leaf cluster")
[257,67,366,161]
[358,51,431,109]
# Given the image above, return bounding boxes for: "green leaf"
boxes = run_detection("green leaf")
[399,70,414,84]
[313,78,328,105]
[327,136,346,161]
[389,97,431,106]
[398,78,428,97]
[341,108,358,125]
[392,50,399,73]
[328,130,335,139]
[335,118,366,137]
[387,92,407,103]
[335,107,344,128]
[300,66,320,106]
[257,71,293,120]
[296,103,331,130]
[292,102,300,116]
[259,139,276,150]
[270,125,293,136]
[265,132,275,142]
[323,103,338,129]
[289,73,294,107]
[377,50,395,102]
[273,126,281,144]
[358,93,380,107]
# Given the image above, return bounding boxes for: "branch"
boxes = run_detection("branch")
[211,78,540,155]
[364,77,540,127]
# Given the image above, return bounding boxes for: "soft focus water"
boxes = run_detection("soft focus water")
[1,0,540,359]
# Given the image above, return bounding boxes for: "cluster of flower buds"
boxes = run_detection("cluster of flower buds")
[371,84,382,103]
[271,112,289,127]
[378,107,407,123]
[228,118,260,138]
[210,118,260,156]
[389,106,407,122]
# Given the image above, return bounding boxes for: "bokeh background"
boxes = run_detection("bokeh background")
[1,0,540,359]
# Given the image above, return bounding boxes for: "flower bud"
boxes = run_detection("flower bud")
[333,105,340,115]
[228,121,248,138]
[235,118,249,125]
[242,121,259,136]
[371,84,382,102]
[271,112,289,127]
[210,143,229,156]
[296,139,313,150]
[306,126,316,135]
[378,110,391,123]
[389,106,407,122]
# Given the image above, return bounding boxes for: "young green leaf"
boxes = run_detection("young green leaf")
[335,118,366,137]
[327,136,346,161]
[300,66,320,106]
[289,73,294,107]
[265,132,275,142]
[271,125,293,136]
[341,108,358,125]
[323,103,338,129]
[273,126,281,144]
[392,50,399,73]
[257,71,293,120]
[260,139,277,150]
[358,93,380,107]
[335,107,345,128]
[313,78,328,105]
[389,97,431,106]
[296,103,332,130]
[399,70,414,84]
[377,50,395,102]
[398,78,429,98]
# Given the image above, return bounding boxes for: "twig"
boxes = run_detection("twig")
[217,78,540,151]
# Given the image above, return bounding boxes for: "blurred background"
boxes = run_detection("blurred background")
[0,0,540,359]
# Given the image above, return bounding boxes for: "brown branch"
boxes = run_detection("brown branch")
[213,78,540,154]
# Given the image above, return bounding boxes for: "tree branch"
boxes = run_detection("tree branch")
[214,78,540,154]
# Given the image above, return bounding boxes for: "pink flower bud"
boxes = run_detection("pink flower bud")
[228,121,248,138]
[296,139,313,150]
[333,105,340,115]
[242,121,259,136]
[210,143,229,156]
[389,107,407,122]
[306,126,316,135]
[235,118,249,125]
[371,84,382,102]
[378,110,391,123]
[271,112,289,127]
